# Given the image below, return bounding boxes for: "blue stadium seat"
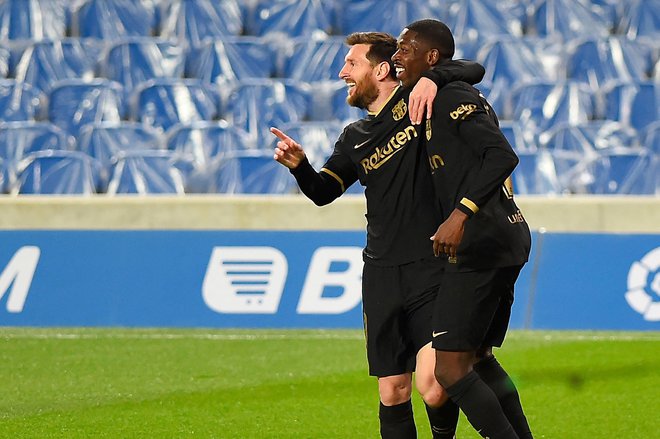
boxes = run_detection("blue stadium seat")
[0,44,8,78]
[206,150,298,194]
[0,121,71,188]
[498,121,534,153]
[12,38,103,93]
[617,0,660,39]
[282,36,348,82]
[99,38,185,98]
[511,150,563,195]
[225,79,311,150]
[131,78,220,134]
[509,81,595,137]
[567,37,652,91]
[47,79,124,137]
[248,0,335,38]
[541,121,640,154]
[587,147,658,195]
[185,37,274,84]
[70,0,157,39]
[276,121,345,169]
[476,38,550,92]
[165,120,246,172]
[106,149,186,195]
[338,0,443,37]
[445,0,524,41]
[528,0,610,39]
[0,0,67,41]
[77,122,163,192]
[14,150,99,195]
[158,0,243,45]
[642,121,660,155]
[604,81,659,132]
[0,80,44,121]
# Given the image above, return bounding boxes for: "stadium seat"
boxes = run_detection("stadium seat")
[77,122,163,192]
[0,121,71,188]
[476,38,550,92]
[0,0,67,41]
[247,0,336,38]
[511,150,562,195]
[131,78,220,134]
[587,147,658,195]
[282,36,348,82]
[642,121,660,155]
[508,81,595,137]
[106,149,186,195]
[99,38,185,98]
[567,37,652,91]
[498,121,534,153]
[165,120,246,172]
[158,0,243,45]
[541,121,640,154]
[224,78,311,150]
[603,81,659,132]
[0,44,8,78]
[205,150,297,194]
[527,0,610,39]
[617,0,660,39]
[0,80,44,121]
[70,0,157,39]
[185,37,274,84]
[13,149,99,195]
[47,79,124,137]
[12,38,103,93]
[338,0,443,37]
[445,0,524,41]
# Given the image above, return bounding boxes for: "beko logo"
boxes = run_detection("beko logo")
[449,103,477,120]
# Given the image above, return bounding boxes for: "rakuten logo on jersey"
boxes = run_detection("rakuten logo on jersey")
[202,246,362,314]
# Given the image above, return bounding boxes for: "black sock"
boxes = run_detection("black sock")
[445,370,519,439]
[425,400,459,438]
[474,356,533,439]
[379,400,416,439]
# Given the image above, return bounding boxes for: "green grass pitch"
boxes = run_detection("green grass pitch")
[0,328,658,438]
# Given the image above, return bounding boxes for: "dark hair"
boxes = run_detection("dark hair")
[345,32,398,80]
[405,19,455,60]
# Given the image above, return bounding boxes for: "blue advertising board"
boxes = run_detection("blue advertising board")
[0,230,658,330]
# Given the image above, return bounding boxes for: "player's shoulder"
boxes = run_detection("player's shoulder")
[437,81,480,101]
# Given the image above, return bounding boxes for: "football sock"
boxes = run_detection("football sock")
[474,356,533,439]
[425,400,459,438]
[445,370,519,439]
[379,400,417,439]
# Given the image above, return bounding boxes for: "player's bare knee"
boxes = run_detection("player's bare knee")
[418,380,450,408]
[378,376,412,405]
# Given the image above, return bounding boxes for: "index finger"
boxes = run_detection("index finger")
[270,127,292,143]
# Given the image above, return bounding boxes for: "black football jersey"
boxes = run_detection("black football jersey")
[425,81,532,271]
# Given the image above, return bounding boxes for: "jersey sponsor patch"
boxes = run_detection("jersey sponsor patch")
[449,103,477,120]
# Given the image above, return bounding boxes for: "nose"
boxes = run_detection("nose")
[338,63,348,79]
[391,49,401,63]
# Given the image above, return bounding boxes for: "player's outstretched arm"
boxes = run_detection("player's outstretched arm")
[271,127,306,169]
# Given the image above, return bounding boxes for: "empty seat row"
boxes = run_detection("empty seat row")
[1,0,657,43]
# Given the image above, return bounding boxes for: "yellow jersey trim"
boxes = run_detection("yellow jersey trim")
[321,168,345,192]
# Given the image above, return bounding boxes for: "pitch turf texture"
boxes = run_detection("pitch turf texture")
[1,329,657,438]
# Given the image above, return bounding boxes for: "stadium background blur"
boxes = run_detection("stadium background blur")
[0,0,658,332]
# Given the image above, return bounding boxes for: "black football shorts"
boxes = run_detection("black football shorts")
[361,256,444,377]
[431,265,523,352]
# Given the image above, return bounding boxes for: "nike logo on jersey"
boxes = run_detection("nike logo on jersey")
[432,331,448,338]
[353,138,371,149]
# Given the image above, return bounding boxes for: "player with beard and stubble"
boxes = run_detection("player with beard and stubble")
[392,19,534,439]
[271,32,484,438]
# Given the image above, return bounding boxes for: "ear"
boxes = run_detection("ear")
[375,61,391,80]
[427,48,440,66]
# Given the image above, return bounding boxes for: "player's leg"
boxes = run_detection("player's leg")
[404,257,458,439]
[362,262,417,438]
[474,266,533,438]
[432,269,519,439]
[415,342,459,439]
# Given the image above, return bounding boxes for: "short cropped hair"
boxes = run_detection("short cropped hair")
[405,19,455,60]
[345,32,398,80]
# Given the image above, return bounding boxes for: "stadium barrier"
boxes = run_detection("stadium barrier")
[0,195,658,330]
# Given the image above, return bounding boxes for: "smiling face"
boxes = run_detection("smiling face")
[338,44,380,110]
[392,28,435,88]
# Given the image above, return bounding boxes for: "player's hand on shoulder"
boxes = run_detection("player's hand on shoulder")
[270,126,306,169]
[409,77,437,125]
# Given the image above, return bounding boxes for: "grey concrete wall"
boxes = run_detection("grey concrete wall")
[0,195,658,233]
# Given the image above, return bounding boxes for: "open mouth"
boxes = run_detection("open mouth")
[394,66,405,78]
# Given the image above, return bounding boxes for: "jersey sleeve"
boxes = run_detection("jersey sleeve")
[437,84,519,217]
[290,127,358,206]
[421,59,485,87]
